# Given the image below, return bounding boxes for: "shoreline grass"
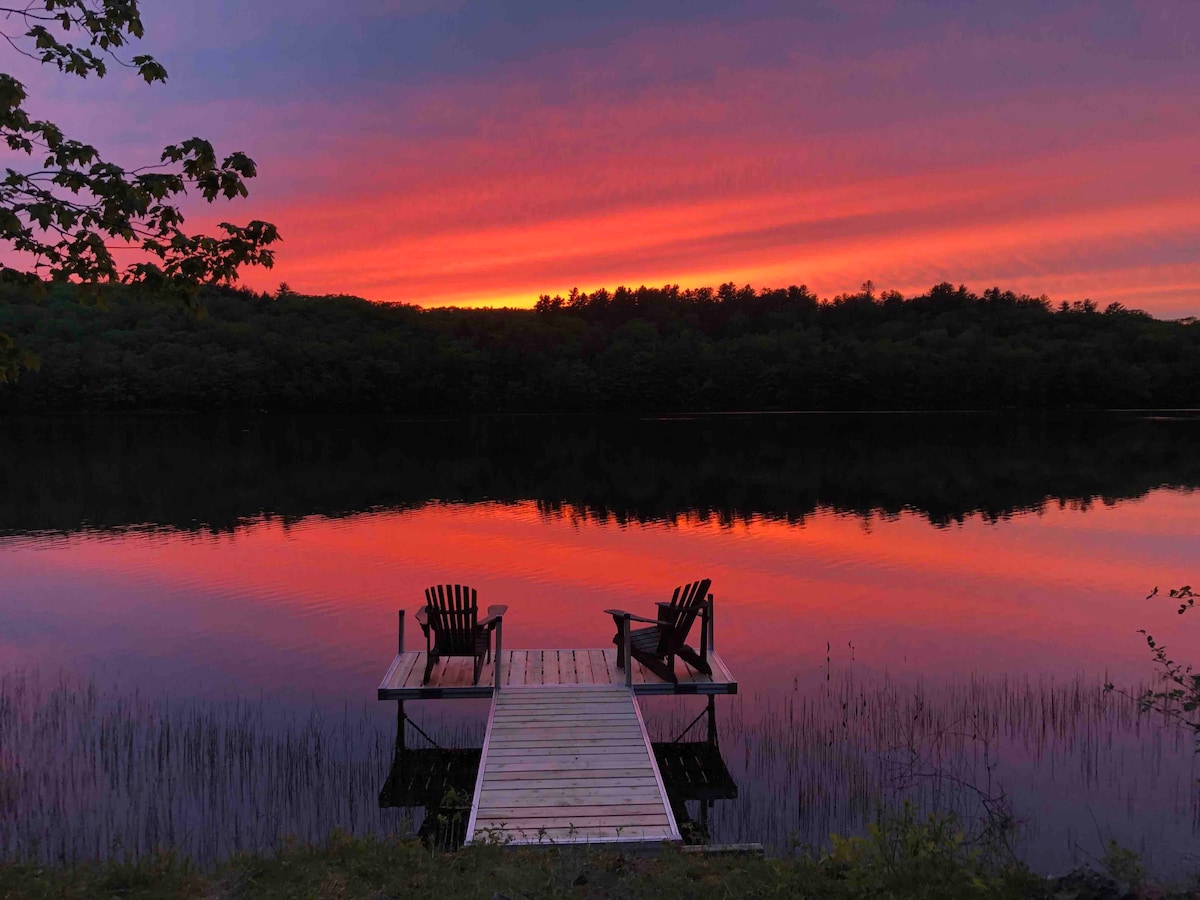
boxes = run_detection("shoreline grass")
[2,828,1196,900]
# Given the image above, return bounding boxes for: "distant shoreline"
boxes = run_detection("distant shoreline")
[3,411,1198,535]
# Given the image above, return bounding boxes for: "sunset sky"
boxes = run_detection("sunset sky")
[9,1,1200,313]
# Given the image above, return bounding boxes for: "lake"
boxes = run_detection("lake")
[1,413,1197,873]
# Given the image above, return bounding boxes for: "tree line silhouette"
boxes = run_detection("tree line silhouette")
[0,280,1197,412]
[2,413,1197,535]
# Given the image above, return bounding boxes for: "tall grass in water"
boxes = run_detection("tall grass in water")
[0,671,477,865]
[646,671,1198,876]
[2,669,1196,875]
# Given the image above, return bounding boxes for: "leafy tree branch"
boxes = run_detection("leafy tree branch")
[0,0,279,379]
[1106,585,1198,754]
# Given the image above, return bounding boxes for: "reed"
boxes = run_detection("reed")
[1,668,1195,876]
[645,670,1198,876]
[0,671,476,865]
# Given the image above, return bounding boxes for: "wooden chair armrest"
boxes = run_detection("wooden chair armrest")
[414,606,432,650]
[604,609,659,625]
[479,605,507,628]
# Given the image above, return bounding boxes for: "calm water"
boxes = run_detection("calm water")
[1,414,1197,872]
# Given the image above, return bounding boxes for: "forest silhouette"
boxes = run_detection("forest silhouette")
[1,280,1198,412]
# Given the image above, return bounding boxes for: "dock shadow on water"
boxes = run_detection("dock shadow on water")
[2,668,1194,875]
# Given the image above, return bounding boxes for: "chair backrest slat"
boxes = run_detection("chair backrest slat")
[656,578,711,654]
[425,583,479,654]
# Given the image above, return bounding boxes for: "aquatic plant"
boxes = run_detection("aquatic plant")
[0,671,477,863]
[1106,586,1198,758]
[1,667,1195,876]
[646,668,1198,875]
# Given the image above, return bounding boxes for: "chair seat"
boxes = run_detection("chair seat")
[432,632,490,657]
[612,625,664,655]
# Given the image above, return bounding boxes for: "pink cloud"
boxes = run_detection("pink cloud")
[4,5,1198,315]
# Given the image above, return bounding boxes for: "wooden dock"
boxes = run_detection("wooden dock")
[464,685,680,846]
[378,648,737,700]
[377,597,736,848]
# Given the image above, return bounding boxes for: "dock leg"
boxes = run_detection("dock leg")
[394,700,407,764]
[706,694,717,745]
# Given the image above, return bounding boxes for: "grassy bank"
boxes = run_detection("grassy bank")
[0,828,1105,900]
[3,826,1195,900]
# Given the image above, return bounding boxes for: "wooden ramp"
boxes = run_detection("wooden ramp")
[465,685,681,846]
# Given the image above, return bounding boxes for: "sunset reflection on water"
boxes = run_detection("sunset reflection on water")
[3,490,1194,704]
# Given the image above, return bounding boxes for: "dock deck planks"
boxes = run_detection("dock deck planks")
[465,685,680,846]
[378,648,736,700]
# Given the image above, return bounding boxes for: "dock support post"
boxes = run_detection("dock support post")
[623,613,633,688]
[706,694,717,745]
[494,618,503,692]
[398,609,405,654]
[394,699,407,763]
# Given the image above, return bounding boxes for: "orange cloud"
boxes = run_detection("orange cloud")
[17,4,1199,316]
[223,68,1200,314]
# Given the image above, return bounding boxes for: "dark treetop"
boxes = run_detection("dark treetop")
[1,280,1198,413]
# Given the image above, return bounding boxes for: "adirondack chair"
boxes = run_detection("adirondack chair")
[605,578,713,684]
[415,584,506,685]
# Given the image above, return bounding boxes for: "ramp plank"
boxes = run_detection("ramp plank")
[466,685,680,846]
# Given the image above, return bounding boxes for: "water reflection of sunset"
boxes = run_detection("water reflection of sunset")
[3,491,1193,703]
